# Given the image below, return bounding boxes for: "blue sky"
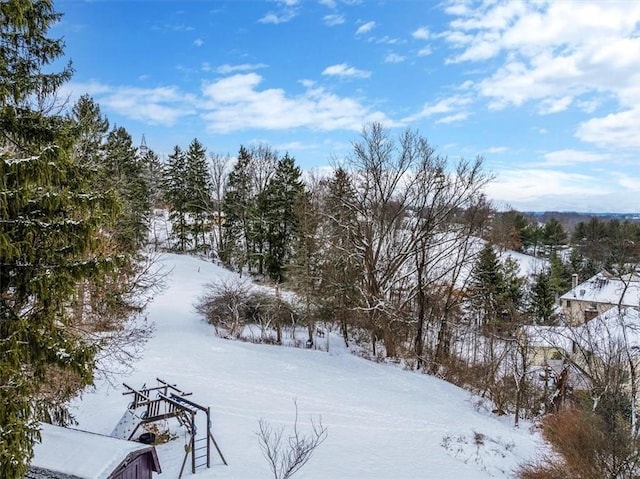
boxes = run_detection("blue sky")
[54,0,639,213]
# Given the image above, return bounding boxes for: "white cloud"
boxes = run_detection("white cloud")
[576,107,640,149]
[324,14,345,26]
[259,12,292,24]
[485,168,640,213]
[486,146,508,154]
[538,96,573,115]
[403,95,472,123]
[319,0,337,9]
[442,0,640,149]
[322,63,371,78]
[200,73,392,133]
[355,21,375,35]
[437,112,468,124]
[193,38,204,47]
[384,53,405,64]
[412,26,430,40]
[417,45,432,57]
[215,63,268,75]
[376,35,401,45]
[274,140,319,151]
[259,2,299,25]
[612,173,640,191]
[542,149,609,166]
[64,82,197,126]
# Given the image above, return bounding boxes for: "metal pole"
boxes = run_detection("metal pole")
[206,407,211,468]
[191,413,196,474]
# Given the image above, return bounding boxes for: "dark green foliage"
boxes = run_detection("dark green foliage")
[0,2,127,476]
[262,154,305,282]
[549,250,571,296]
[542,217,567,250]
[221,145,253,268]
[68,94,109,169]
[522,222,544,254]
[184,138,212,251]
[0,107,113,479]
[163,145,189,250]
[316,168,361,343]
[572,217,640,273]
[469,243,525,334]
[141,148,164,209]
[528,271,556,324]
[0,0,72,114]
[103,126,151,251]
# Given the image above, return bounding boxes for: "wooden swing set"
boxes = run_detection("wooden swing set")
[119,378,227,478]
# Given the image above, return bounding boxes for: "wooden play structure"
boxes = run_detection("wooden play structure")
[111,378,226,478]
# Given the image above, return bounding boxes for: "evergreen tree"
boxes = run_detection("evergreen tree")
[522,222,544,255]
[184,138,212,251]
[549,250,571,296]
[499,257,525,319]
[288,187,322,342]
[68,94,109,170]
[141,148,164,209]
[542,217,567,251]
[0,1,118,475]
[469,244,503,332]
[103,126,150,251]
[317,168,360,344]
[469,244,525,334]
[262,153,305,282]
[221,146,253,270]
[163,146,189,250]
[529,271,556,324]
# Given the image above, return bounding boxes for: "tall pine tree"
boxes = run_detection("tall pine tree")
[262,153,304,282]
[317,168,361,345]
[221,145,253,270]
[163,145,189,250]
[184,138,212,251]
[0,1,119,476]
[103,126,150,252]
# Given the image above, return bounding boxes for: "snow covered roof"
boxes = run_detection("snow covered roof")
[30,423,161,479]
[574,306,640,354]
[524,307,640,360]
[521,325,574,352]
[560,271,640,307]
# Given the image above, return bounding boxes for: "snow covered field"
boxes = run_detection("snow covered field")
[71,253,542,478]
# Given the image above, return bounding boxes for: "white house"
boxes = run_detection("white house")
[559,271,640,325]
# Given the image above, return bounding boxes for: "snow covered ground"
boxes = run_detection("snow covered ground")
[70,253,543,478]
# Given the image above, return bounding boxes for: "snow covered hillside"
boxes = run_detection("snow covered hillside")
[71,253,542,478]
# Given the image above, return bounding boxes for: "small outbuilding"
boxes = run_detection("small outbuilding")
[28,423,161,479]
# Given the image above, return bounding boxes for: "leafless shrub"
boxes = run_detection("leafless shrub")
[246,291,298,343]
[194,280,253,337]
[257,401,328,479]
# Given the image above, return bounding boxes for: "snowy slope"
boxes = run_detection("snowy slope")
[70,253,542,478]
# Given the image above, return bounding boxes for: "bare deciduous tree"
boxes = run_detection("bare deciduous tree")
[257,401,328,479]
[209,152,230,258]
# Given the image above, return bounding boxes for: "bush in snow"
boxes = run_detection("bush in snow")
[194,280,299,344]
